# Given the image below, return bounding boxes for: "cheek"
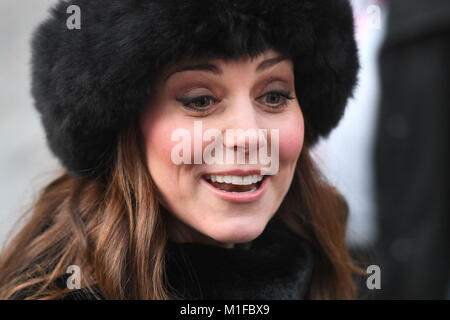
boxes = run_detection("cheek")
[277,111,305,164]
[141,110,176,167]
[140,107,199,182]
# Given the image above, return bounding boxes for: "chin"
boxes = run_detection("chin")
[206,217,270,245]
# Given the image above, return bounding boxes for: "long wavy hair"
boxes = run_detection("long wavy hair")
[0,111,361,299]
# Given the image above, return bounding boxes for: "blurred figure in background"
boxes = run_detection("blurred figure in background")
[374,0,450,299]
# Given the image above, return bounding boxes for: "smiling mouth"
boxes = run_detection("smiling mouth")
[203,174,265,193]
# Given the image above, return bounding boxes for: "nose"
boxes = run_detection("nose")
[221,97,267,156]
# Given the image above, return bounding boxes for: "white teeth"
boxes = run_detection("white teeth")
[205,174,264,186]
[242,176,253,185]
[232,176,243,185]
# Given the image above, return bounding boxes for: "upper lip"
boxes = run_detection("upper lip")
[202,169,263,176]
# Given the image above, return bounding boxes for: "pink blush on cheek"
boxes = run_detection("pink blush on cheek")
[277,120,305,163]
[140,110,199,166]
[141,114,173,159]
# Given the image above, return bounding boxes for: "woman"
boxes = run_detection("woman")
[0,0,360,299]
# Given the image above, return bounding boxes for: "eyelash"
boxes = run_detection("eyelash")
[176,90,295,113]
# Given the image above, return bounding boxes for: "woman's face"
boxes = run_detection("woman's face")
[140,49,304,247]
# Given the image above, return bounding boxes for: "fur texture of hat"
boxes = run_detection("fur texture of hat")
[31,0,359,178]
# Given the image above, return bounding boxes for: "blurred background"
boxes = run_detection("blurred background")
[0,0,448,299]
[0,0,61,246]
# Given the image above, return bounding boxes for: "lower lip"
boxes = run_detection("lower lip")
[201,175,269,203]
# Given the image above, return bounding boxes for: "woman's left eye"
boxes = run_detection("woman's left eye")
[259,90,295,109]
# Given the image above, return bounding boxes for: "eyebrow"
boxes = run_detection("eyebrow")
[164,55,288,81]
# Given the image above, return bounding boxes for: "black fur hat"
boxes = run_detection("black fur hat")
[31,0,359,179]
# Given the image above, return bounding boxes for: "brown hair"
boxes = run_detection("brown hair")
[0,114,361,299]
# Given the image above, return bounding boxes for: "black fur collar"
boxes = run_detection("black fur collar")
[164,218,315,300]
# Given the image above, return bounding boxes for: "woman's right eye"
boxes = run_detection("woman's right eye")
[176,95,216,113]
